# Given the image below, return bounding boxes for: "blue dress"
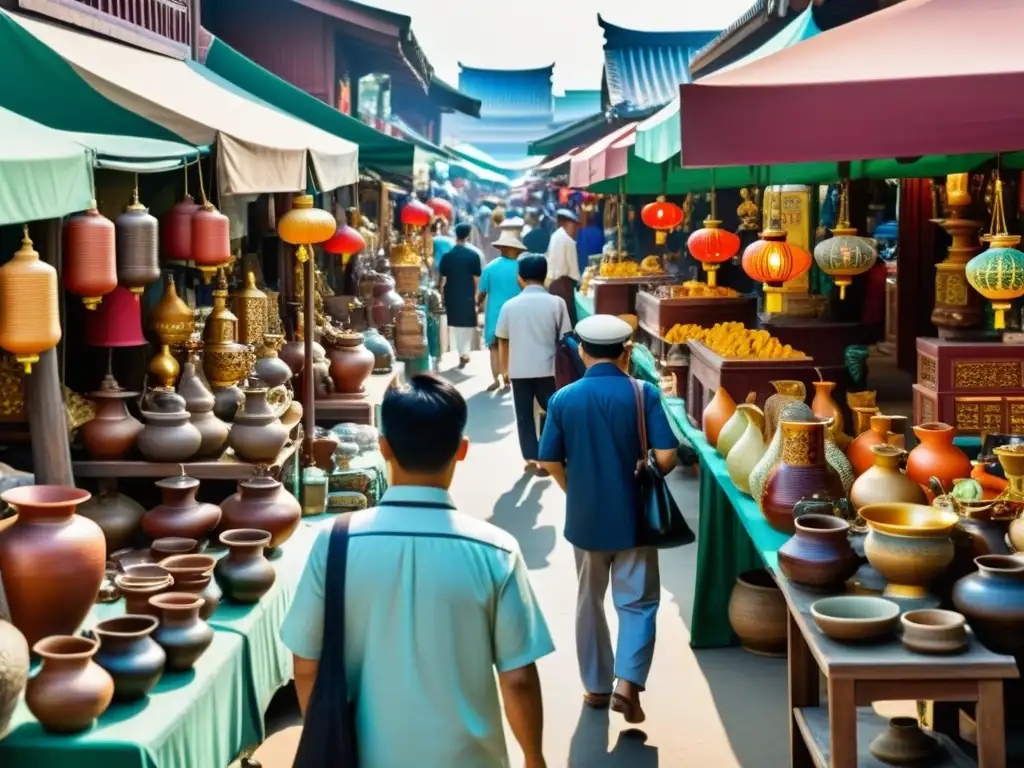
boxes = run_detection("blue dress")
[479,257,522,347]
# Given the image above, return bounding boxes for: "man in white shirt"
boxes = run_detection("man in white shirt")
[545,208,581,327]
[496,254,572,476]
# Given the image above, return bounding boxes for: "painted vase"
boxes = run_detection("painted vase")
[750,401,813,508]
[158,554,221,620]
[906,422,972,497]
[92,615,166,702]
[727,569,786,657]
[717,402,761,459]
[761,420,845,534]
[149,592,214,671]
[214,529,277,604]
[228,388,289,464]
[847,414,894,477]
[702,387,736,448]
[80,374,142,460]
[25,635,113,734]
[218,475,301,550]
[850,444,927,512]
[362,327,395,374]
[76,479,145,552]
[811,381,844,436]
[777,514,858,590]
[0,619,29,742]
[142,475,222,543]
[0,486,102,648]
[862,523,955,600]
[763,380,806,444]
[727,407,767,495]
[952,555,1024,656]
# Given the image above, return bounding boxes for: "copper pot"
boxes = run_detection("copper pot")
[219,475,301,550]
[327,332,375,394]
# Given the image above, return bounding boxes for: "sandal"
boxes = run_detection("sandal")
[583,692,611,709]
[610,692,646,724]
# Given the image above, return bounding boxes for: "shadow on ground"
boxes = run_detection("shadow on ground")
[489,473,557,569]
[462,389,515,444]
[568,706,658,766]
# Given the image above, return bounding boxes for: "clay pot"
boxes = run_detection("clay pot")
[726,408,767,495]
[777,514,858,590]
[25,635,113,734]
[93,615,166,702]
[158,554,221,620]
[253,334,292,388]
[311,432,341,471]
[279,339,306,376]
[327,331,375,394]
[149,592,214,671]
[219,475,301,550]
[229,388,289,463]
[0,486,102,648]
[860,503,958,600]
[141,386,186,414]
[847,414,895,477]
[702,387,736,448]
[763,380,806,443]
[953,554,1024,656]
[906,422,972,497]
[81,375,142,460]
[0,619,29,742]
[850,444,927,512]
[150,537,198,559]
[178,359,229,458]
[121,564,171,585]
[869,717,938,765]
[750,401,814,507]
[362,327,395,374]
[717,402,761,459]
[114,573,172,617]
[214,529,276,604]
[137,410,202,463]
[810,380,844,436]
[212,384,244,423]
[76,479,145,552]
[761,420,845,534]
[727,569,786,657]
[142,475,222,543]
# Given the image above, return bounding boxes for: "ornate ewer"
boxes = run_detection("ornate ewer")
[149,274,195,389]
[202,271,255,388]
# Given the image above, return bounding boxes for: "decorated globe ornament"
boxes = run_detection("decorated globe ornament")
[813,181,877,299]
[966,234,1024,330]
[741,229,812,313]
[687,218,741,287]
[324,225,366,258]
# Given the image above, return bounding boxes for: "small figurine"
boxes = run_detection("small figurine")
[737,188,760,231]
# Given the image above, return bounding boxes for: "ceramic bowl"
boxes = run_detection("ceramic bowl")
[120,564,170,585]
[859,503,959,537]
[810,596,900,642]
[150,537,199,559]
[901,609,967,654]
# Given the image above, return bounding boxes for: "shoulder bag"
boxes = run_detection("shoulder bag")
[292,514,358,767]
[631,378,695,549]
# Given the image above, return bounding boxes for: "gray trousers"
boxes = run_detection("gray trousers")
[573,546,660,694]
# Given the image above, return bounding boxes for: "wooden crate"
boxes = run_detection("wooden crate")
[635,291,758,338]
[916,337,1024,393]
[913,384,1024,436]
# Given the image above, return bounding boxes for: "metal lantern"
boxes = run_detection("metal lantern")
[231,271,268,347]
[813,181,878,299]
[324,225,366,263]
[115,189,160,295]
[966,178,1024,330]
[63,203,116,309]
[427,197,454,223]
[400,199,432,229]
[640,197,684,245]
[742,229,812,314]
[0,227,61,372]
[192,202,232,283]
[85,285,145,348]
[277,195,336,263]
[686,192,740,287]
[162,194,200,262]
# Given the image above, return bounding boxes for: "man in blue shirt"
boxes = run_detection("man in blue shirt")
[538,314,678,725]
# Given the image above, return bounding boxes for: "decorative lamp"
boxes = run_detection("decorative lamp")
[685,192,740,287]
[966,177,1024,330]
[115,188,160,295]
[813,180,878,299]
[0,227,61,372]
[85,285,145,348]
[640,197,684,245]
[162,194,200,262]
[742,231,812,314]
[63,202,116,309]
[400,199,432,229]
[150,275,195,347]
[277,194,336,263]
[191,201,232,283]
[231,271,268,347]
[324,225,366,257]
[426,197,454,223]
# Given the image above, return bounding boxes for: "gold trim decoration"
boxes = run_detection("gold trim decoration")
[953,361,1021,390]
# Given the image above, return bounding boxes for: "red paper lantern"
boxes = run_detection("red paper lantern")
[63,205,117,309]
[686,219,741,287]
[558,187,570,204]
[85,285,145,347]
[427,198,454,223]
[741,230,812,313]
[162,194,200,262]
[640,197,684,245]
[400,200,432,228]
[191,202,231,283]
[324,225,366,257]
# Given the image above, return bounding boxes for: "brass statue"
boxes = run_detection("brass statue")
[737,187,760,231]
[681,193,694,233]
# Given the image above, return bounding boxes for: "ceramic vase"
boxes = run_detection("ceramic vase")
[717,402,761,459]
[327,331,375,394]
[847,414,894,477]
[149,592,214,671]
[727,569,786,657]
[142,475,221,543]
[906,422,972,497]
[0,486,102,648]
[218,475,301,550]
[178,359,229,459]
[952,555,1024,656]
[860,505,957,600]
[158,554,221,620]
[311,431,341,471]
[80,375,142,460]
[212,384,244,423]
[702,387,736,448]
[869,717,938,765]
[749,402,814,508]
[851,406,879,436]
[25,635,113,734]
[0,619,29,742]
[777,514,858,590]
[727,408,767,495]
[850,444,927,512]
[92,615,166,702]
[137,409,202,463]
[763,380,806,444]
[811,381,844,436]
[362,327,395,374]
[214,529,277,604]
[228,388,289,464]
[253,334,293,388]
[761,420,845,534]
[76,479,145,552]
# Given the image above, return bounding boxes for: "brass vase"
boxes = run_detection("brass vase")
[202,272,255,388]
[231,272,267,347]
[150,275,195,346]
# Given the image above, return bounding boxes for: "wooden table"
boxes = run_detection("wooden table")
[72,441,299,480]
[780,577,1018,768]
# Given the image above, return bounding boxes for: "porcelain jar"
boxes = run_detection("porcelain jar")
[137,409,202,463]
[25,635,113,734]
[726,407,767,495]
[702,387,736,449]
[749,402,814,507]
[141,474,221,543]
[218,475,301,550]
[850,444,927,512]
[727,569,786,657]
[149,592,214,671]
[228,387,289,464]
[214,529,277,604]
[952,555,1024,656]
[906,422,972,497]
[92,615,166,702]
[761,420,845,534]
[0,619,29,742]
[76,478,145,552]
[777,514,858,590]
[80,374,142,460]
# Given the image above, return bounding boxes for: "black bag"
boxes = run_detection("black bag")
[554,332,586,390]
[631,378,695,549]
[292,514,358,767]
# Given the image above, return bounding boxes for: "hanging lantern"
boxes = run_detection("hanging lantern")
[277,194,336,263]
[813,180,878,299]
[427,197,454,223]
[966,177,1024,330]
[640,197,684,245]
[742,230,812,314]
[192,202,232,283]
[0,227,61,372]
[63,202,116,309]
[400,199,432,229]
[324,225,366,258]
[85,286,145,347]
[162,194,200,262]
[115,189,160,295]
[685,192,740,287]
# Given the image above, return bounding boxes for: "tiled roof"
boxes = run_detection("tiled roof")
[457,64,554,119]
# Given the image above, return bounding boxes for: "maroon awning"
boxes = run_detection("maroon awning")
[679,0,1024,168]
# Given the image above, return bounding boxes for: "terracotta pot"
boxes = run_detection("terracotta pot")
[777,514,858,590]
[869,717,938,765]
[214,529,276,604]
[253,334,292,388]
[762,420,845,534]
[158,554,220,620]
[150,537,198,559]
[141,475,221,543]
[311,432,341,471]
[952,555,1024,656]
[0,486,102,648]
[750,401,814,507]
[847,414,894,477]
[727,569,786,657]
[114,573,172,617]
[212,384,244,423]
[149,592,214,671]
[81,375,142,460]
[726,408,767,495]
[219,475,301,550]
[362,327,395,374]
[702,387,736,448]
[93,615,165,702]
[0,619,29,742]
[763,380,806,444]
[279,339,306,376]
[906,422,972,497]
[25,635,113,734]
[178,359,229,458]
[229,388,289,463]
[137,409,202,463]
[850,444,927,512]
[811,381,844,436]
[76,479,145,552]
[327,332,375,394]
[717,402,761,459]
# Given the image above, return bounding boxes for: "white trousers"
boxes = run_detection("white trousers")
[450,326,475,357]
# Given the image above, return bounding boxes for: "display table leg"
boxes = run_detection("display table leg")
[789,612,818,768]
[976,680,1006,768]
[827,678,857,768]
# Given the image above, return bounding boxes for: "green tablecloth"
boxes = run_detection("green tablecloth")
[574,290,594,321]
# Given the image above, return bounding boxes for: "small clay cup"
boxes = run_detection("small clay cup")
[901,609,968,655]
[114,573,174,617]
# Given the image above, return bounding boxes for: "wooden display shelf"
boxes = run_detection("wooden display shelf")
[73,441,299,480]
[635,291,758,339]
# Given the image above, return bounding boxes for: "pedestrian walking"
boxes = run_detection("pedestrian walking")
[478,230,527,392]
[439,221,482,368]
[495,254,571,475]
[283,374,553,768]
[537,314,679,724]
[545,208,581,327]
[431,216,455,271]
[522,208,551,254]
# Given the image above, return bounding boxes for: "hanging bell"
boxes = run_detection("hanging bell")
[0,227,61,372]
[192,202,231,283]
[115,190,160,295]
[64,202,117,309]
[162,194,200,262]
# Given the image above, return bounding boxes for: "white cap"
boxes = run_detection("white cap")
[576,314,633,345]
[499,216,524,230]
[492,232,527,251]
